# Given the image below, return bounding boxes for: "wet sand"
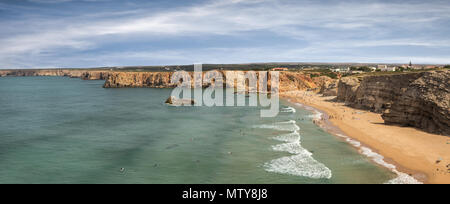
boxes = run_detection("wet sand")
[282,90,450,184]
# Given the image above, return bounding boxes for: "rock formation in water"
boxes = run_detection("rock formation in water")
[337,70,449,136]
[165,96,195,105]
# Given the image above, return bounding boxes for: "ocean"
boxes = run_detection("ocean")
[0,76,398,184]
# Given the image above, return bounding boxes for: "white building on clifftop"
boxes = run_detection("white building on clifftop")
[378,65,396,72]
[331,67,350,73]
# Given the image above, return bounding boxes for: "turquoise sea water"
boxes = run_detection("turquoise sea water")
[0,77,397,184]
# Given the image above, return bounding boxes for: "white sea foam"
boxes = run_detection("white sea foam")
[272,142,312,155]
[288,103,418,183]
[346,138,361,148]
[308,110,323,120]
[272,131,300,143]
[264,154,332,179]
[254,120,300,132]
[292,103,323,120]
[276,120,297,124]
[335,134,347,138]
[281,106,296,113]
[385,171,422,184]
[360,147,396,170]
[335,133,422,184]
[257,120,332,179]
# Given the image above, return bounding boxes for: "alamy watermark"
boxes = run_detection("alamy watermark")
[169,64,280,117]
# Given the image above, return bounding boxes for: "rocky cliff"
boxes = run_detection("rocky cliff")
[103,72,175,88]
[337,71,449,135]
[0,69,109,80]
[79,71,110,80]
[314,76,338,96]
[279,72,318,92]
[103,71,319,93]
[2,69,317,92]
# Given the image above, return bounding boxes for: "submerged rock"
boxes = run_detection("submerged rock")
[165,144,180,150]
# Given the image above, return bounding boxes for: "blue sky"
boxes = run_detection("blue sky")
[1,0,450,68]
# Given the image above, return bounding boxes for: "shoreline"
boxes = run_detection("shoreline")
[289,101,422,184]
[281,91,450,184]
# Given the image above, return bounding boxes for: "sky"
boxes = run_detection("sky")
[1,0,450,68]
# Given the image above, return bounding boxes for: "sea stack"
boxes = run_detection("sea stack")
[165,96,195,106]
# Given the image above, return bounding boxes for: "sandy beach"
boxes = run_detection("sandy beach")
[282,90,450,184]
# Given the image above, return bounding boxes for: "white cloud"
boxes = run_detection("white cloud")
[28,0,73,3]
[28,0,109,3]
[1,0,450,68]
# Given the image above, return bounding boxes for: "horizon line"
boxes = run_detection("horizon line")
[1,61,448,70]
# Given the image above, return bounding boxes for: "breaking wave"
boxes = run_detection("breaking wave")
[335,134,422,184]
[281,106,296,113]
[256,118,332,179]
[308,110,323,120]
[273,131,301,143]
[254,120,300,132]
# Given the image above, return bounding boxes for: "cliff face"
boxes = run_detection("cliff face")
[0,69,109,80]
[79,71,110,80]
[103,72,175,88]
[279,72,318,92]
[382,71,450,135]
[103,71,318,92]
[337,73,427,112]
[336,77,361,104]
[313,76,338,96]
[337,71,450,135]
[0,70,8,77]
[1,69,321,93]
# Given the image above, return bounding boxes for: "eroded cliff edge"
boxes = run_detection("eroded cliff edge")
[102,71,320,93]
[1,69,322,92]
[337,70,450,136]
[0,69,109,80]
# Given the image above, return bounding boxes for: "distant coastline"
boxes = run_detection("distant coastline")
[0,61,447,72]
